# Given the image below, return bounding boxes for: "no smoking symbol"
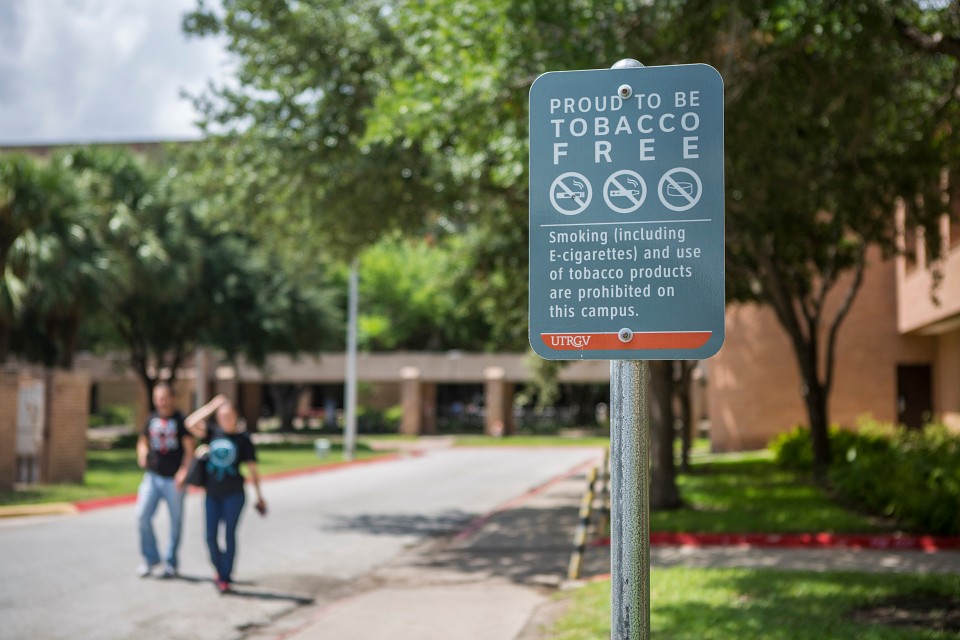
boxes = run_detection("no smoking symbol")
[658,168,702,212]
[603,170,647,214]
[550,172,592,215]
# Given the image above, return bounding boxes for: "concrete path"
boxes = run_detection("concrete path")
[0,450,960,640]
[250,465,960,640]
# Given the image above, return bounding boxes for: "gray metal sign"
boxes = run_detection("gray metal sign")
[529,64,725,360]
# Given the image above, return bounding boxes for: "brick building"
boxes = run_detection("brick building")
[709,205,960,450]
[71,202,958,457]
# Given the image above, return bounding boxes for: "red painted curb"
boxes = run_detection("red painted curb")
[74,494,138,512]
[589,532,960,552]
[72,452,417,514]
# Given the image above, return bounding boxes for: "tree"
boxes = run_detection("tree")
[352,233,459,350]
[0,155,79,362]
[180,0,454,263]
[367,0,960,482]
[181,1,960,485]
[66,147,340,407]
[691,1,958,479]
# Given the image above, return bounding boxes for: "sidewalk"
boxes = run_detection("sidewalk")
[247,463,960,640]
[246,465,591,640]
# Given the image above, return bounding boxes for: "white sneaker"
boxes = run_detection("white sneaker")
[137,562,158,578]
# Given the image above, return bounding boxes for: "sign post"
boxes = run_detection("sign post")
[529,59,724,639]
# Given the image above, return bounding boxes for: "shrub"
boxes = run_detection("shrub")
[770,419,960,535]
[88,404,135,428]
[384,405,404,430]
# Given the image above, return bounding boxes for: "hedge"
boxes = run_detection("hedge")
[769,419,960,535]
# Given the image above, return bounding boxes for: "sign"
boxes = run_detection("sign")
[16,380,45,456]
[528,64,725,360]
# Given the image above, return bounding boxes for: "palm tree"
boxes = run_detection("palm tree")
[0,155,74,361]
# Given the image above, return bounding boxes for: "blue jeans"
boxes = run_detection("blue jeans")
[205,491,246,583]
[136,471,185,569]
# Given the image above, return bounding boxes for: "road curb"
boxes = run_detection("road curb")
[10,451,422,518]
[0,502,78,518]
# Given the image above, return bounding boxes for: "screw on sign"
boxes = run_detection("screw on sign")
[528,58,725,640]
[528,62,724,361]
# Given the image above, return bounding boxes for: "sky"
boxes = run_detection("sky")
[0,0,231,146]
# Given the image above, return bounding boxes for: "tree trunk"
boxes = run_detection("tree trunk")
[677,362,695,472]
[804,380,832,483]
[269,384,305,432]
[139,374,158,412]
[649,360,682,510]
[0,323,9,363]
[55,312,81,369]
[756,244,865,485]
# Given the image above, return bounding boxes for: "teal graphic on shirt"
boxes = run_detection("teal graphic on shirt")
[207,437,239,482]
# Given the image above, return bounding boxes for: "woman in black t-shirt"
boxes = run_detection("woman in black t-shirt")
[185,394,266,594]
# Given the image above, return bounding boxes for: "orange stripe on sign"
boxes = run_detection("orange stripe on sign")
[542,331,711,351]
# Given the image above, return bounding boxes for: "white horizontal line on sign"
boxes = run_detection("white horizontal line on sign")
[539,218,711,228]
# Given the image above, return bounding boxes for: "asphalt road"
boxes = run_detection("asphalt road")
[0,447,600,640]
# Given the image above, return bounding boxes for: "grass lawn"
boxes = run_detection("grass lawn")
[550,569,960,639]
[649,452,889,534]
[0,442,387,506]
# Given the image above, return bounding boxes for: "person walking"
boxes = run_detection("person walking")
[185,394,266,594]
[136,383,194,578]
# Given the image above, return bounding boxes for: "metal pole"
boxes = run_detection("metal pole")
[610,360,650,639]
[344,258,359,461]
[609,57,650,640]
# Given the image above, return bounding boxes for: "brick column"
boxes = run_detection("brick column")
[214,376,239,407]
[421,382,438,435]
[400,367,422,435]
[0,371,17,492]
[484,367,515,437]
[42,370,90,484]
[240,383,263,432]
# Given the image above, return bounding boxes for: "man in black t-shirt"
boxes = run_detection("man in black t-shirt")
[135,383,194,578]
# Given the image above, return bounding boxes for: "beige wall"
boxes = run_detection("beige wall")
[898,212,960,334]
[709,255,937,451]
[0,369,91,488]
[43,371,90,484]
[936,330,960,430]
[0,371,18,491]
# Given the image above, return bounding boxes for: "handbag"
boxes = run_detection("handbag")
[185,454,208,487]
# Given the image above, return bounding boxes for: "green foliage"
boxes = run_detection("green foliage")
[353,233,459,350]
[88,405,135,429]
[0,145,340,390]
[771,421,960,535]
[769,424,879,472]
[180,0,453,261]
[0,153,90,363]
[383,405,404,430]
